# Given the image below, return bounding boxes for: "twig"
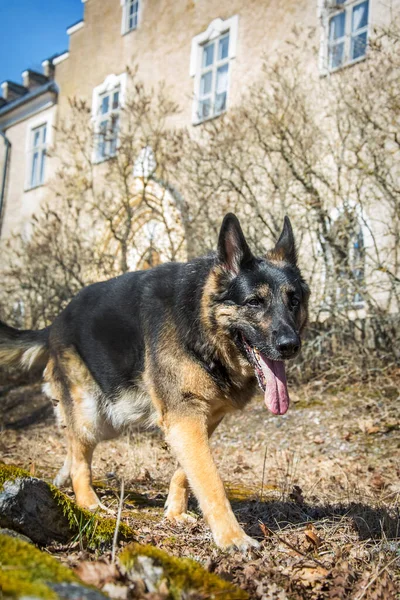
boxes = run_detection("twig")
[258,521,327,568]
[355,555,399,600]
[260,444,268,502]
[112,478,125,564]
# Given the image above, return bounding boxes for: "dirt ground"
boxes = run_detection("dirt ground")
[1,375,399,599]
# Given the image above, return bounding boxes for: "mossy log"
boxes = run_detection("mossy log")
[0,463,133,548]
[0,534,108,599]
[119,542,249,599]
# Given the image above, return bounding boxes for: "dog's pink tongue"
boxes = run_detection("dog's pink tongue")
[259,356,290,415]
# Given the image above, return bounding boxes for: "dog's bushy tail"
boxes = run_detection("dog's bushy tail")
[0,320,50,370]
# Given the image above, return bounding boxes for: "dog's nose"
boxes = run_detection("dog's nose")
[276,333,300,358]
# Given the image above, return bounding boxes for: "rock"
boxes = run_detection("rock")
[48,583,109,599]
[0,527,33,545]
[0,463,134,547]
[0,534,108,599]
[0,477,74,545]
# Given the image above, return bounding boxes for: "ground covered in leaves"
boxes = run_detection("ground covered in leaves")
[0,374,399,599]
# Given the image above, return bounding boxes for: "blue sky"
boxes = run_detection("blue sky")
[0,0,83,84]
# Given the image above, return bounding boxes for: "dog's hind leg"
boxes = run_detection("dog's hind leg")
[52,410,99,509]
[54,436,72,487]
[69,435,100,510]
[165,467,191,522]
[45,352,104,510]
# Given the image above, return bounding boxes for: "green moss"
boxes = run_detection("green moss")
[49,484,134,548]
[294,398,324,409]
[129,509,162,522]
[225,483,258,502]
[119,543,248,599]
[0,463,31,491]
[0,534,78,599]
[0,463,134,549]
[163,535,179,544]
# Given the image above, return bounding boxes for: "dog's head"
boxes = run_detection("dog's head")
[204,213,310,415]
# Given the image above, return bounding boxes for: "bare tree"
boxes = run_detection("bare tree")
[0,70,187,329]
[1,28,399,382]
[173,23,400,378]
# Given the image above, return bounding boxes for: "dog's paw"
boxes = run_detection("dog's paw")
[75,488,114,515]
[164,509,197,524]
[53,471,71,488]
[87,501,114,515]
[215,529,260,552]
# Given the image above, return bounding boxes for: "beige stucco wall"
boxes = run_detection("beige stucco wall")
[55,0,400,124]
[55,0,319,126]
[0,0,399,290]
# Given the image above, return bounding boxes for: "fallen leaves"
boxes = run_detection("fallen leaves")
[304,524,322,550]
[74,560,119,588]
[294,565,329,587]
[358,418,381,435]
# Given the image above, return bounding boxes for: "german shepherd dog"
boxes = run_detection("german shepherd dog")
[0,214,309,550]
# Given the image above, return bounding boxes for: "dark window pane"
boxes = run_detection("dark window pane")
[329,12,345,41]
[33,130,41,147]
[351,31,367,59]
[202,43,214,68]
[200,71,212,96]
[39,150,46,184]
[101,95,109,115]
[31,152,38,187]
[215,91,227,114]
[216,63,229,94]
[113,90,120,109]
[198,98,211,120]
[352,1,369,31]
[129,14,137,29]
[218,34,229,60]
[329,41,344,68]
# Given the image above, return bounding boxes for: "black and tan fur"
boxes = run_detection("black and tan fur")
[0,214,309,550]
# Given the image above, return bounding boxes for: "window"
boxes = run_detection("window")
[95,87,120,161]
[326,0,369,71]
[197,34,230,121]
[336,226,365,307]
[28,123,47,188]
[92,74,126,162]
[122,0,139,34]
[190,16,239,124]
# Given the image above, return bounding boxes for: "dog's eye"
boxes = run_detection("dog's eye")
[290,295,300,309]
[246,297,263,307]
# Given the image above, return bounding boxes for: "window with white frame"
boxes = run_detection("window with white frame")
[326,0,369,71]
[28,123,47,188]
[122,0,139,34]
[190,16,239,124]
[198,33,230,121]
[95,87,120,161]
[336,225,365,306]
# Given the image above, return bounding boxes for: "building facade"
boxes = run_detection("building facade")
[0,0,399,324]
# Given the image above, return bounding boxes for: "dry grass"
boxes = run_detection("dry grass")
[0,376,399,599]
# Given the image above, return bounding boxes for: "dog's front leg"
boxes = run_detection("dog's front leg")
[165,417,223,522]
[164,413,259,551]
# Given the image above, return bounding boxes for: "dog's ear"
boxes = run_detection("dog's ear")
[217,213,253,274]
[273,216,297,265]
